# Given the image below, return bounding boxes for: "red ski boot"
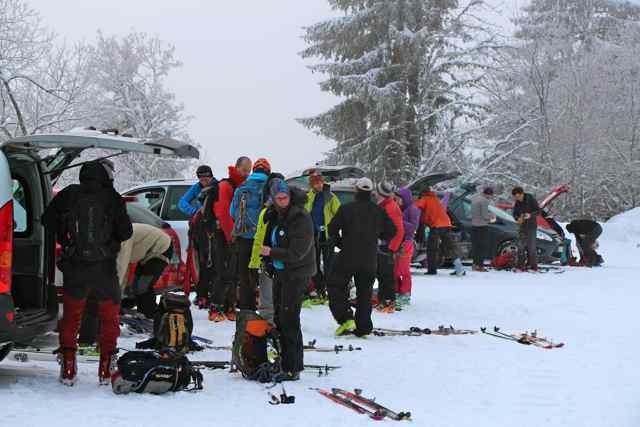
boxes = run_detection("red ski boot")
[58,348,78,386]
[99,353,118,386]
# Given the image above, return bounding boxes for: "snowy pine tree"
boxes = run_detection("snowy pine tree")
[299,0,494,184]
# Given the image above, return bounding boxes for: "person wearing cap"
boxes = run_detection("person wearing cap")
[512,187,540,271]
[230,158,272,310]
[327,178,396,337]
[415,188,465,276]
[471,187,496,272]
[178,165,215,217]
[252,178,316,381]
[375,181,404,313]
[304,174,341,303]
[393,187,420,306]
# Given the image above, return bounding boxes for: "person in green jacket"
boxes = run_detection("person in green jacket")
[304,174,341,302]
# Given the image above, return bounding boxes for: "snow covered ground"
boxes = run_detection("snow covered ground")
[2,217,639,427]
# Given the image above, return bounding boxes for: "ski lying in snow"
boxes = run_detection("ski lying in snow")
[311,388,386,420]
[332,388,412,421]
[9,348,100,364]
[373,325,477,337]
[304,340,362,353]
[192,361,341,373]
[481,327,565,349]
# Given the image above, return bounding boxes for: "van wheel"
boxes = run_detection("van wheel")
[0,342,12,362]
[497,240,518,258]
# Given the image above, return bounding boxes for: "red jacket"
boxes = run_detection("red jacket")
[380,197,404,253]
[415,192,452,228]
[214,166,246,242]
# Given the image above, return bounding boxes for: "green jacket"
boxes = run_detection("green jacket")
[249,208,268,269]
[304,188,341,239]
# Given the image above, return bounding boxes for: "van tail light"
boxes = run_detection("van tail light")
[0,200,13,294]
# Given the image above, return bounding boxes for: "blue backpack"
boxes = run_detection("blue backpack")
[232,178,266,238]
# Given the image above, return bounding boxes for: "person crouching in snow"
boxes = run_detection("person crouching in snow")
[255,179,316,382]
[42,161,133,386]
[375,182,404,313]
[394,188,420,306]
[415,188,465,277]
[566,219,603,267]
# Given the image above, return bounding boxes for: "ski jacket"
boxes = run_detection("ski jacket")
[379,197,404,253]
[415,192,452,228]
[396,188,420,242]
[178,182,204,217]
[328,191,397,274]
[566,219,602,237]
[229,172,269,239]
[513,193,540,230]
[116,223,172,289]
[471,194,492,227]
[214,166,247,242]
[249,189,316,278]
[304,184,341,239]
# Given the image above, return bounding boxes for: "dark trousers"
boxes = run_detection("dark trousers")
[517,226,538,269]
[196,232,216,300]
[211,231,238,311]
[237,237,258,310]
[273,272,307,373]
[427,227,458,273]
[575,224,602,266]
[327,268,375,335]
[376,252,395,302]
[471,226,489,266]
[312,232,334,296]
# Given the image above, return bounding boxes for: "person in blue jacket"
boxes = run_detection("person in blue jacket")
[178,165,215,217]
[179,165,215,307]
[229,158,271,310]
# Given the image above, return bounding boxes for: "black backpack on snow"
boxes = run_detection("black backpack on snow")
[153,293,194,354]
[61,192,114,262]
[111,350,203,395]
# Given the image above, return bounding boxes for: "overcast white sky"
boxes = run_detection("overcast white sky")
[29,0,522,177]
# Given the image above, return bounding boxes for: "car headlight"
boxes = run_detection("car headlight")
[537,231,553,242]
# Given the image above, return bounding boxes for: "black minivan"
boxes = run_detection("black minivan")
[0,130,198,362]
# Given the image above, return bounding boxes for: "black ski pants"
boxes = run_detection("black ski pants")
[574,223,602,266]
[195,231,216,300]
[471,226,489,266]
[312,232,334,296]
[517,226,538,269]
[211,231,238,311]
[237,237,258,310]
[273,271,307,373]
[427,227,458,273]
[327,268,375,336]
[376,251,396,302]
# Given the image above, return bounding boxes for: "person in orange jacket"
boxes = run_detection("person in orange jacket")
[207,156,252,322]
[415,189,465,276]
[375,182,404,312]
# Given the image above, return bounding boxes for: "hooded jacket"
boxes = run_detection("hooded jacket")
[42,161,133,261]
[116,223,172,289]
[249,188,316,278]
[304,184,341,239]
[396,188,420,242]
[415,192,452,229]
[328,191,397,274]
[214,166,247,242]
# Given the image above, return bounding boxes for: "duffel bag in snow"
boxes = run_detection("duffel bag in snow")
[491,253,516,270]
[231,310,280,383]
[111,350,203,395]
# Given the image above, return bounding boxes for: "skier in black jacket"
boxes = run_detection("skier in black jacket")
[511,187,540,271]
[327,178,396,337]
[566,219,603,267]
[42,160,133,386]
[258,178,316,381]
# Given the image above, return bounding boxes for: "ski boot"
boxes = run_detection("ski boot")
[376,300,397,314]
[58,348,78,386]
[335,319,356,336]
[99,352,118,386]
[208,305,226,323]
[225,309,237,322]
[195,297,209,310]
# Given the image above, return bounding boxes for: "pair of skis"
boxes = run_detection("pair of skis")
[311,388,411,421]
[372,325,477,337]
[199,339,362,354]
[481,327,564,349]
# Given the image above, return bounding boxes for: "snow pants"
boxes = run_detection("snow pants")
[327,269,375,336]
[195,231,216,300]
[273,272,307,373]
[376,251,396,303]
[237,237,258,311]
[312,232,334,296]
[212,231,238,311]
[395,240,415,295]
[517,226,538,269]
[427,227,459,273]
[471,226,489,266]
